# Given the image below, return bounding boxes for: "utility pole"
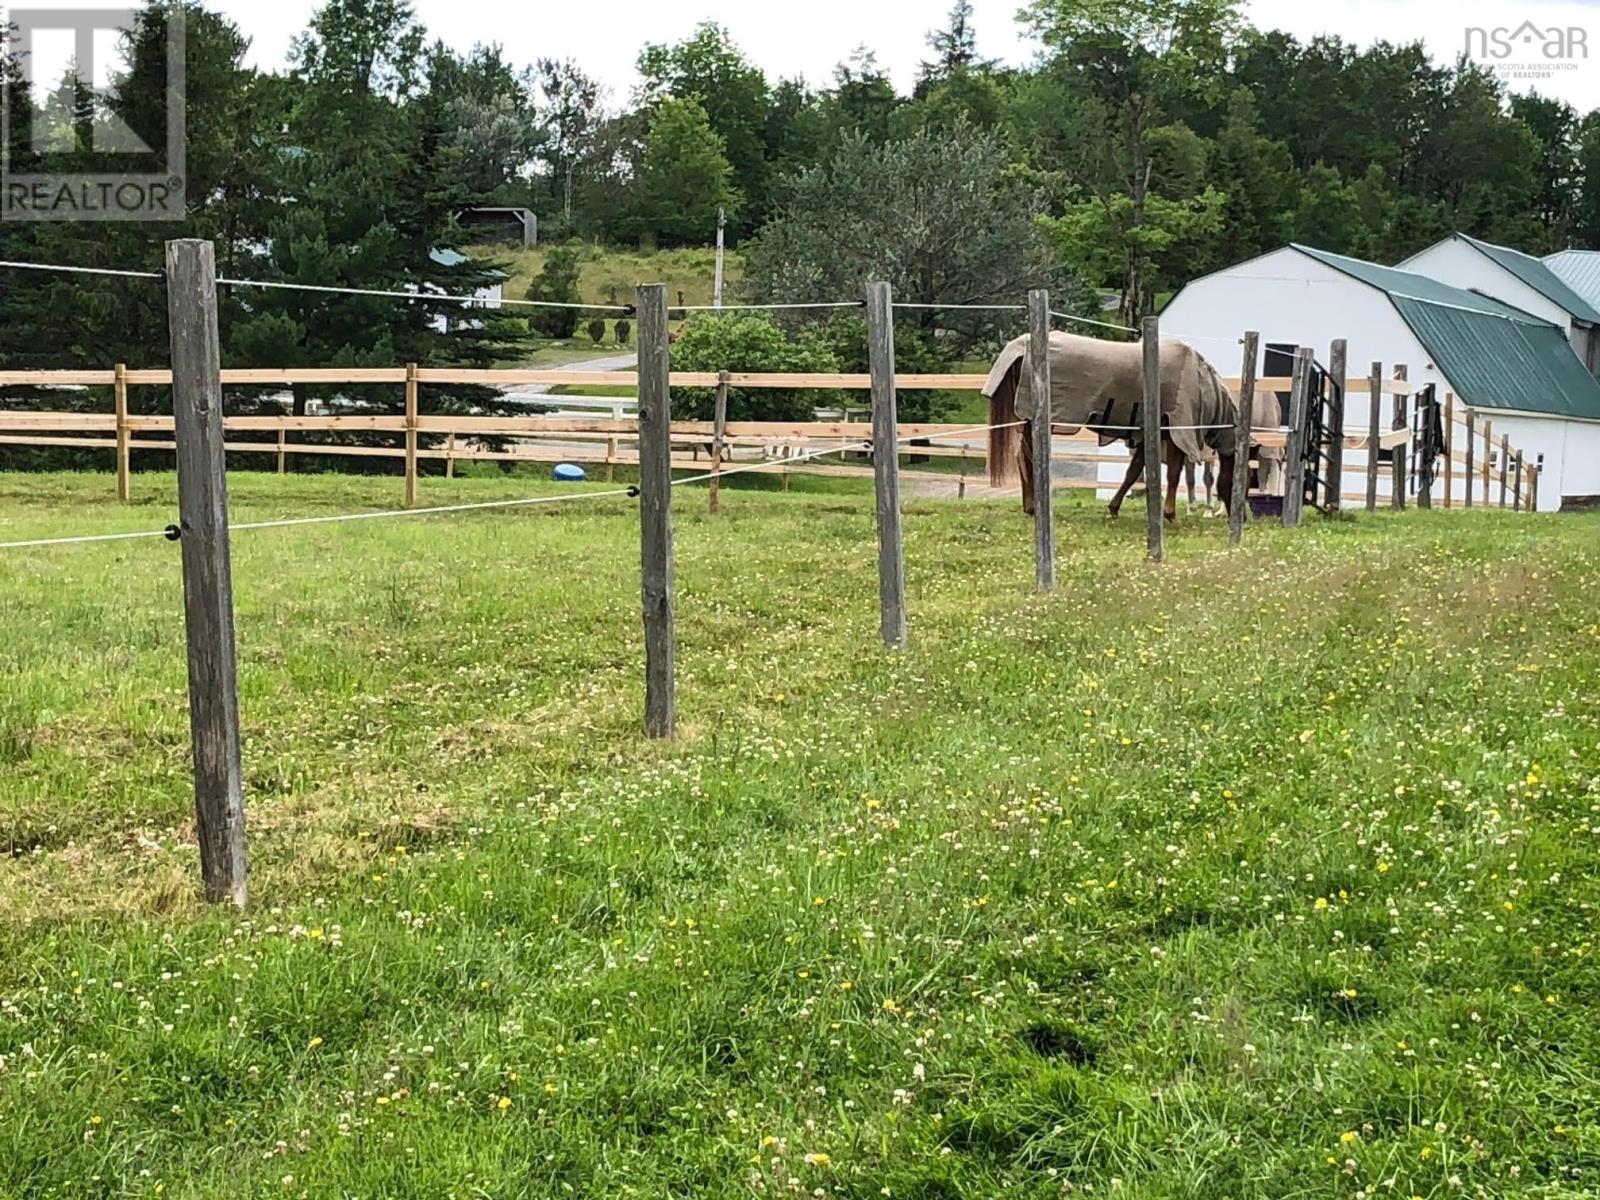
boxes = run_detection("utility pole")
[713,207,726,313]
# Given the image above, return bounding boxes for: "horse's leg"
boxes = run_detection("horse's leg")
[1217,452,1235,516]
[1164,440,1184,524]
[1185,459,1197,507]
[1204,455,1217,512]
[1108,447,1143,517]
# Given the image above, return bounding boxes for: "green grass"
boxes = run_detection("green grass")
[480,242,743,311]
[1,470,1597,1198]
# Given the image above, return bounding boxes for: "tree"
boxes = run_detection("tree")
[824,48,900,145]
[632,98,740,246]
[533,57,603,226]
[526,245,583,339]
[743,123,1074,354]
[1021,0,1243,321]
[637,24,770,233]
[917,0,989,94]
[1511,94,1579,247]
[670,314,842,421]
[425,43,541,201]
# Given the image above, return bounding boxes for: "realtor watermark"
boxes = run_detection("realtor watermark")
[1,6,185,221]
[1465,20,1589,82]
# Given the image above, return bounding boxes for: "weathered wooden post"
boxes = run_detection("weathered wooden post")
[708,370,729,515]
[1529,463,1539,512]
[114,363,131,502]
[1391,366,1408,511]
[1029,289,1056,589]
[1512,451,1524,511]
[1326,338,1347,510]
[165,238,248,908]
[1230,331,1258,546]
[1481,418,1493,506]
[1365,360,1382,512]
[1463,412,1475,509]
[1282,347,1313,528]
[276,426,287,475]
[1141,316,1164,561]
[636,283,676,738]
[1442,393,1455,507]
[866,281,907,648]
[445,433,457,479]
[404,362,420,508]
[1499,434,1510,507]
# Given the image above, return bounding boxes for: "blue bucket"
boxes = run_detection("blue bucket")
[553,463,587,483]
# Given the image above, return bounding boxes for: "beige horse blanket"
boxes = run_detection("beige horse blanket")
[982,331,1278,464]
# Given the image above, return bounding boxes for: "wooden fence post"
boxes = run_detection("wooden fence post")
[708,370,729,515]
[1529,464,1539,513]
[1326,338,1346,510]
[1512,451,1523,511]
[404,363,419,508]
[446,433,457,479]
[1282,347,1313,528]
[1365,361,1381,512]
[1141,315,1164,561]
[636,282,676,738]
[1499,434,1510,507]
[1230,331,1258,545]
[1442,392,1455,508]
[1029,289,1056,589]
[276,427,287,475]
[114,363,131,502]
[165,238,248,909]
[1481,419,1492,506]
[1391,366,1408,511]
[866,281,907,648]
[1463,413,1475,509]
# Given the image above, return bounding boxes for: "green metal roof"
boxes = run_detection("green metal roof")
[1544,250,1600,310]
[1293,245,1545,321]
[1391,296,1600,420]
[1292,244,1600,421]
[1453,234,1600,324]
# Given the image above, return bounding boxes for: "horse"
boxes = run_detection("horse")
[982,331,1280,522]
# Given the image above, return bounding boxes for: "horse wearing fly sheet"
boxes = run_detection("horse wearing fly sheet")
[982,331,1280,523]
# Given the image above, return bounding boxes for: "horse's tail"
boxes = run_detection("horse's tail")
[988,359,1024,488]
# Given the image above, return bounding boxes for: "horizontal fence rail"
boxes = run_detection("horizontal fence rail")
[0,365,1534,509]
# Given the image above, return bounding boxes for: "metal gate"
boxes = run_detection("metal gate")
[1267,343,1340,515]
[1410,384,1442,507]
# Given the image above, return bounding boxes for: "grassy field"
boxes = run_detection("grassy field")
[480,243,742,311]
[1,471,1597,1198]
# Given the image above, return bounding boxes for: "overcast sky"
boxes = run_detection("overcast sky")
[16,0,1600,110]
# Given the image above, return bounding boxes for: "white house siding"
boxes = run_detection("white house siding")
[1482,412,1600,511]
[1399,241,1576,333]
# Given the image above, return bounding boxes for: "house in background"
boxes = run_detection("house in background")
[1160,244,1600,511]
[424,248,506,333]
[1398,233,1600,377]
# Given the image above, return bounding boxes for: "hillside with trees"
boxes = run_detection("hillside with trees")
[3,0,1596,376]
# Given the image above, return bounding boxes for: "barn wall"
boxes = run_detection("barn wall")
[1161,248,1448,443]
[1400,242,1575,333]
[1487,412,1600,510]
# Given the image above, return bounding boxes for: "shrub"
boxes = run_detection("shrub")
[587,317,607,344]
[670,313,844,421]
[525,244,583,339]
[615,319,631,346]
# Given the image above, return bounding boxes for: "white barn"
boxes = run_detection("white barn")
[1399,233,1600,376]
[1161,244,1600,511]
